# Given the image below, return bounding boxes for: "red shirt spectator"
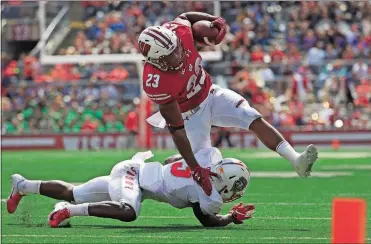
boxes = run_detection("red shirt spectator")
[92,65,108,80]
[107,65,128,82]
[3,60,18,77]
[24,55,37,79]
[250,45,265,63]
[125,111,138,133]
[81,117,98,132]
[270,46,285,62]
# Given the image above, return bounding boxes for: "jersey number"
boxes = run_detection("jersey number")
[186,57,204,99]
[170,162,191,178]
[163,23,178,31]
[145,74,160,88]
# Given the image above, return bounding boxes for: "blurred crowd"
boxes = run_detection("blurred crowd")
[1,1,371,134]
[1,80,139,134]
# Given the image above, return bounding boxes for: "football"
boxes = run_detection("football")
[192,20,219,46]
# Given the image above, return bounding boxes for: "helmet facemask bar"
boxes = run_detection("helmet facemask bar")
[217,176,248,203]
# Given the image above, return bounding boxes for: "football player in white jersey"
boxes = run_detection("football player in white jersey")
[7,148,255,227]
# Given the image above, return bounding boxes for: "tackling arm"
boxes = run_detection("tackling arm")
[159,101,199,169]
[192,203,239,227]
[159,101,217,196]
[192,202,256,227]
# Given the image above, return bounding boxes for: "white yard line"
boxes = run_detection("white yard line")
[319,164,371,170]
[241,152,371,159]
[1,199,330,206]
[251,171,353,178]
[4,234,371,241]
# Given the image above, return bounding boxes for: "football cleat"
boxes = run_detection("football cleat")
[294,144,318,177]
[48,203,71,228]
[7,174,26,214]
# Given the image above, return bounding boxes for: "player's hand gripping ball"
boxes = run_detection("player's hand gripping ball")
[192,20,222,46]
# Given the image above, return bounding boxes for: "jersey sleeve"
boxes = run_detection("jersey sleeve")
[142,64,177,105]
[197,186,223,215]
[163,21,194,43]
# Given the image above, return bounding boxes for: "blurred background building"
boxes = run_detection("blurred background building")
[1,1,371,150]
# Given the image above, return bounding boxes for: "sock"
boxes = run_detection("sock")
[19,180,41,194]
[67,203,90,216]
[276,141,300,165]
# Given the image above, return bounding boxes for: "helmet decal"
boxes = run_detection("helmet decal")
[144,28,172,49]
[139,41,151,57]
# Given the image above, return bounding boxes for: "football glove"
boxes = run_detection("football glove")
[192,166,218,196]
[229,202,255,224]
[210,17,227,45]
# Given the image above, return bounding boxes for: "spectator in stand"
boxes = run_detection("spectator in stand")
[307,41,326,74]
[92,65,108,81]
[107,64,128,82]
[125,108,138,148]
[352,61,369,80]
[290,66,313,102]
[355,79,371,108]
[324,44,339,60]
[302,30,317,51]
[81,114,99,132]
[250,45,266,63]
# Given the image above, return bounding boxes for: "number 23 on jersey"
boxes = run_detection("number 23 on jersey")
[145,74,160,88]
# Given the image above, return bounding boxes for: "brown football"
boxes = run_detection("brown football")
[192,20,219,46]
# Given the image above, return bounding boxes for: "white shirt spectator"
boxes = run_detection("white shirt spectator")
[307,46,326,66]
[352,62,368,79]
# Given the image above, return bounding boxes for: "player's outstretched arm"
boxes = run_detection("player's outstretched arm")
[159,101,216,196]
[192,202,255,227]
[192,203,255,227]
[192,203,235,227]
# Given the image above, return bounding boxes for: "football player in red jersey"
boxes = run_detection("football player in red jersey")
[139,12,318,196]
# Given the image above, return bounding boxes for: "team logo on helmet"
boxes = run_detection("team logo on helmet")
[139,41,151,57]
[231,177,248,192]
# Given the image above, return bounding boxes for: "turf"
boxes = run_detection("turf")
[1,149,370,243]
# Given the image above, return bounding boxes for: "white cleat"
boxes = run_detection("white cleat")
[7,174,27,213]
[294,144,318,177]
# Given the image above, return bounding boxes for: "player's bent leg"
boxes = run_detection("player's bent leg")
[7,174,75,214]
[210,86,318,177]
[86,201,136,222]
[48,201,136,227]
[72,176,111,204]
[108,160,142,219]
[249,118,318,177]
[40,180,75,202]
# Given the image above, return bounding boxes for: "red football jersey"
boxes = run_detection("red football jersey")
[142,21,212,113]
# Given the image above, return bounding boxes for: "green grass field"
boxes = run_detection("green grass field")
[1,149,370,243]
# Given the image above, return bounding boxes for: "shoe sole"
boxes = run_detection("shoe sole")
[302,144,318,177]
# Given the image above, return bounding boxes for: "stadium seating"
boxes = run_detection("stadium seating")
[1,1,370,134]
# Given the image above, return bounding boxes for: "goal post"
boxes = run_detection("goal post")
[38,0,223,149]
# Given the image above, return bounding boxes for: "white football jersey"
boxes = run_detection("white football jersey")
[138,147,223,215]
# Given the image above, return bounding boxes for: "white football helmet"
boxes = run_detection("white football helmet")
[211,158,251,203]
[138,26,184,71]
